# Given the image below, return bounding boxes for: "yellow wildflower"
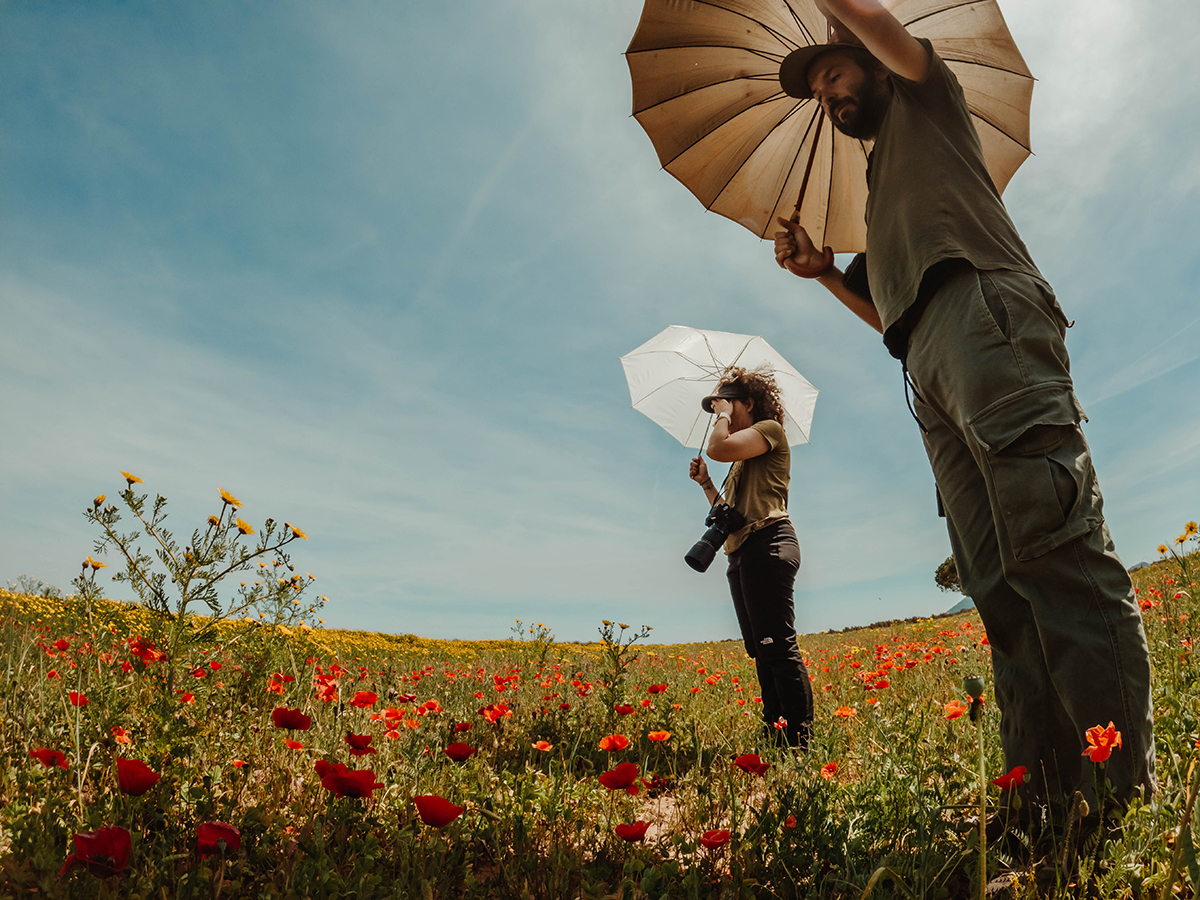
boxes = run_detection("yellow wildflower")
[219,488,243,509]
[120,471,143,486]
[207,515,220,527]
[288,523,309,540]
[1187,521,1198,536]
[236,518,254,535]
[85,556,106,570]
[93,494,106,508]
[1178,535,1188,546]
[1158,545,1170,555]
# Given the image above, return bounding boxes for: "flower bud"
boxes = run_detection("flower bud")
[963,675,985,700]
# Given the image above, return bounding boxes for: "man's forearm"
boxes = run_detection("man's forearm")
[816,267,883,333]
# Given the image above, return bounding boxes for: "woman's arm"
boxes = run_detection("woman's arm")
[706,400,771,463]
[690,456,723,506]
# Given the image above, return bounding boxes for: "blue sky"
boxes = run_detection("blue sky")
[2,1,1198,643]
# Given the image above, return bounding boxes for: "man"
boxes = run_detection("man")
[772,0,1154,812]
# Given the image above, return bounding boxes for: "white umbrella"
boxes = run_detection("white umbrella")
[620,325,818,448]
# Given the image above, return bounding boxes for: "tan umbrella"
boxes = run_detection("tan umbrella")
[625,0,1033,251]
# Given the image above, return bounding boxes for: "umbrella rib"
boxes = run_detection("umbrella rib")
[942,55,1035,81]
[902,0,991,30]
[691,96,818,205]
[781,0,822,48]
[969,111,1031,152]
[754,106,822,236]
[687,0,804,53]
[652,90,813,172]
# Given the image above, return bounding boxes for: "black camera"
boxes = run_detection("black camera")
[684,503,746,572]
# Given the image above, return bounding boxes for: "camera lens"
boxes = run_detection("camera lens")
[684,525,726,572]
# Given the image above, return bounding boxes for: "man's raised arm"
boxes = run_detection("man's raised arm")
[774,217,882,333]
[813,0,928,84]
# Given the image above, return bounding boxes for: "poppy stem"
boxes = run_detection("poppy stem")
[976,712,986,900]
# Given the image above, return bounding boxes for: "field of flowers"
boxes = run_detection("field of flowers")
[1,516,1198,899]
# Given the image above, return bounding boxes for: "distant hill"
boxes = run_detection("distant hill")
[945,595,975,615]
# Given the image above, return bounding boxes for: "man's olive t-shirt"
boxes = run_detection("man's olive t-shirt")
[866,39,1041,342]
[723,419,790,554]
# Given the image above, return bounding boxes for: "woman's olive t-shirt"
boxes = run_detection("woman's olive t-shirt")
[723,419,790,554]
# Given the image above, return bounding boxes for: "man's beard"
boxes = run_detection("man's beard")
[829,80,891,140]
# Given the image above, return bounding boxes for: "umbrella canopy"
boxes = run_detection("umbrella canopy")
[625,0,1033,250]
[621,325,819,448]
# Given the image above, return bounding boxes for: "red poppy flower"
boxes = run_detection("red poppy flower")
[443,742,477,762]
[733,754,770,776]
[128,635,166,663]
[648,730,671,741]
[598,734,630,752]
[30,747,69,769]
[453,721,472,734]
[346,733,377,756]
[599,761,640,795]
[479,703,512,724]
[61,826,132,877]
[700,829,731,849]
[1082,723,1122,762]
[990,765,1028,791]
[68,691,89,708]
[647,684,668,694]
[111,726,131,745]
[54,639,71,651]
[414,794,464,827]
[271,706,312,731]
[116,758,160,795]
[178,692,196,704]
[784,815,797,830]
[349,691,378,709]
[532,740,554,751]
[231,759,248,769]
[323,766,384,799]
[283,738,305,750]
[197,822,241,858]
[613,704,635,715]
[615,820,650,842]
[820,761,838,780]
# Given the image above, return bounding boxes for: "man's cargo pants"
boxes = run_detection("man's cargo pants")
[905,263,1155,804]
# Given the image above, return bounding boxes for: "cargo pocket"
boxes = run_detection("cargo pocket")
[968,384,1099,561]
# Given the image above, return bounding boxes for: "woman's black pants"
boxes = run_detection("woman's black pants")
[726,519,813,749]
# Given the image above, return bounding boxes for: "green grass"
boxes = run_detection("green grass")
[0,536,1197,899]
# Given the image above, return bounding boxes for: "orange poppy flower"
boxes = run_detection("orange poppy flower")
[532,740,554,751]
[820,761,838,780]
[944,700,968,720]
[599,734,630,752]
[648,730,671,741]
[834,706,857,718]
[1082,722,1122,762]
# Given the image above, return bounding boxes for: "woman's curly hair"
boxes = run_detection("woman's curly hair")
[718,366,785,426]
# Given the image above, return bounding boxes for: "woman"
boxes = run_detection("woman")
[689,367,814,749]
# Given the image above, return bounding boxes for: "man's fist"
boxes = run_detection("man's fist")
[774,216,834,278]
